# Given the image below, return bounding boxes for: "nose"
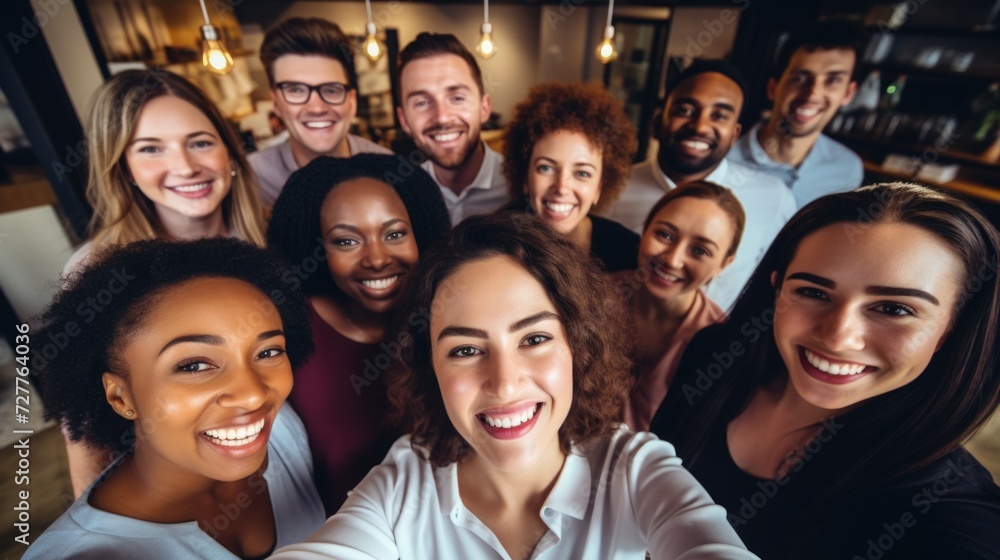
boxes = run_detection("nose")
[303,88,331,113]
[813,304,866,352]
[433,101,455,126]
[693,110,714,134]
[167,148,196,177]
[217,359,270,411]
[361,241,391,271]
[483,349,520,401]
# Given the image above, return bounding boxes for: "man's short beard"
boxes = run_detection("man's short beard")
[425,136,481,170]
[660,146,721,175]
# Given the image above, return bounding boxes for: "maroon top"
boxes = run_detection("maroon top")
[288,301,399,514]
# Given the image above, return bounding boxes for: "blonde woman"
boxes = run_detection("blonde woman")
[63,69,266,274]
[62,69,267,497]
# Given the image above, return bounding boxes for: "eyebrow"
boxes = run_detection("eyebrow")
[405,84,471,100]
[129,131,218,146]
[158,329,285,356]
[652,220,720,249]
[673,97,736,113]
[786,272,940,305]
[534,156,597,170]
[326,218,408,237]
[436,311,560,341]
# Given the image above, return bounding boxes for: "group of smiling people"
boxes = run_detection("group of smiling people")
[22,14,1000,560]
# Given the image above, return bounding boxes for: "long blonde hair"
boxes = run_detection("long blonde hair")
[85,69,266,247]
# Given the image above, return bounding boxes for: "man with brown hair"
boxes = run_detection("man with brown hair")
[250,17,390,206]
[397,33,509,226]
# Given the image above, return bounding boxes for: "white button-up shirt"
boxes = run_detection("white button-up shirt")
[602,158,797,311]
[271,428,758,560]
[421,143,511,227]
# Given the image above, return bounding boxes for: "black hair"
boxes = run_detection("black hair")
[267,153,452,296]
[33,238,313,453]
[773,19,864,81]
[670,59,748,101]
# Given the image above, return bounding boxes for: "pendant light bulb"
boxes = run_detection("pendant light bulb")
[363,21,383,62]
[595,25,617,64]
[476,22,497,59]
[200,23,234,75]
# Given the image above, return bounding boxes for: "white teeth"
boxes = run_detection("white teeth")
[795,107,819,117]
[432,132,460,142]
[804,349,867,376]
[652,267,682,282]
[203,419,265,441]
[480,404,538,429]
[681,140,711,150]
[544,202,574,215]
[360,275,400,290]
[304,121,334,128]
[170,182,210,193]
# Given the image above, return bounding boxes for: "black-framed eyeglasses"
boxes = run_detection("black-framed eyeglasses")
[274,81,351,105]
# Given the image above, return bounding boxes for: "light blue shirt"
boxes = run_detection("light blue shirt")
[271,427,758,560]
[727,122,863,208]
[24,406,325,559]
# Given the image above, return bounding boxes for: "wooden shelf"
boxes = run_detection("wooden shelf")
[832,133,1000,171]
[862,161,1000,203]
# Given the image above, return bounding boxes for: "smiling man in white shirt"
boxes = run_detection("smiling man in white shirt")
[604,60,796,310]
[397,33,510,227]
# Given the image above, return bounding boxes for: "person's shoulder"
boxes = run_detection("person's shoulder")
[724,159,788,191]
[247,140,286,165]
[818,133,863,166]
[62,240,95,279]
[348,134,393,156]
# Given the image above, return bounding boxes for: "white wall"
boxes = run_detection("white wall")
[265,2,542,123]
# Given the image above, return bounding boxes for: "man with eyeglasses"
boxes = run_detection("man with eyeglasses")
[251,17,390,206]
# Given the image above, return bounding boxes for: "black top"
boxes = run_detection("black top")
[590,214,639,273]
[497,198,638,273]
[651,326,1000,560]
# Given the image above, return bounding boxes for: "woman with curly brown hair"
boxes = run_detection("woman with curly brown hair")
[502,82,640,272]
[271,212,757,560]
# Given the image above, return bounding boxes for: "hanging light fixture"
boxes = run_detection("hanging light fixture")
[198,0,234,75]
[362,0,383,62]
[595,0,618,64]
[476,0,497,59]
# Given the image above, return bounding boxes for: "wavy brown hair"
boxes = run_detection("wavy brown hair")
[503,81,637,211]
[388,211,633,467]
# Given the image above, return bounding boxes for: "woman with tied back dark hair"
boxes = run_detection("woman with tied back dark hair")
[651,183,1000,559]
[26,238,324,559]
[267,153,451,513]
[271,211,757,559]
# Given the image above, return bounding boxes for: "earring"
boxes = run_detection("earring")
[124,410,134,417]
[231,169,237,177]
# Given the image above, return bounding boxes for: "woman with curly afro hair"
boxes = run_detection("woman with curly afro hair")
[266,153,451,513]
[271,211,756,559]
[26,238,325,559]
[502,81,639,272]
